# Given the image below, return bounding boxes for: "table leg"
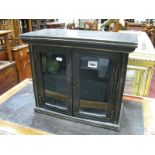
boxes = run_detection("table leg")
[4,34,13,62]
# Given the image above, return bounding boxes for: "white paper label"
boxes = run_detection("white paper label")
[88,61,97,68]
[56,57,63,61]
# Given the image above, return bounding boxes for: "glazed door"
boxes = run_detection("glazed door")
[73,49,119,122]
[35,46,72,115]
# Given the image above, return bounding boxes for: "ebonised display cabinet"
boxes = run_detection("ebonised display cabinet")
[20,29,137,130]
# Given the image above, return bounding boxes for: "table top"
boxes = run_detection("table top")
[0,30,13,36]
[0,79,154,135]
[0,61,16,70]
[11,44,28,51]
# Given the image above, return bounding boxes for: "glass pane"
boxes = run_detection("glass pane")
[41,52,69,109]
[79,56,113,116]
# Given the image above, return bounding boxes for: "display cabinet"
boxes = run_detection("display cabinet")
[20,29,137,130]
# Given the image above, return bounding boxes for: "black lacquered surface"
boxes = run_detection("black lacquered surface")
[20,29,138,45]
[20,29,138,130]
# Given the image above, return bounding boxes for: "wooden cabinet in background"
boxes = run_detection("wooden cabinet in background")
[47,22,65,29]
[0,48,8,60]
[11,44,32,81]
[0,61,18,95]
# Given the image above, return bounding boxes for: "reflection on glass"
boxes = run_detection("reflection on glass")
[79,56,112,116]
[41,52,69,109]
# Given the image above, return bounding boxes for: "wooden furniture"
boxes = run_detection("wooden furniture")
[66,23,75,30]
[126,22,155,47]
[0,20,22,46]
[12,20,23,45]
[0,61,18,95]
[124,65,148,96]
[0,46,8,60]
[127,53,155,96]
[0,20,14,36]
[101,19,126,32]
[0,30,19,95]
[20,29,137,130]
[0,30,13,62]
[126,22,145,31]
[47,22,65,29]
[141,24,155,47]
[0,24,32,83]
[11,44,32,81]
[27,19,32,32]
[84,19,99,31]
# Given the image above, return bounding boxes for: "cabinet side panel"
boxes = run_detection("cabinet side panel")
[114,53,129,124]
[28,45,41,107]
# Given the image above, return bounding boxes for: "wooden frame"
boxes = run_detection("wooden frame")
[125,65,148,96]
[128,53,155,96]
[34,45,73,115]
[72,48,122,122]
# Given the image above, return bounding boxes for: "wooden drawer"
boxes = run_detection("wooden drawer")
[21,57,32,79]
[0,61,19,95]
[0,51,8,60]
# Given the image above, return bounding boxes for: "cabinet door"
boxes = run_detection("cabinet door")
[35,46,72,115]
[73,50,119,122]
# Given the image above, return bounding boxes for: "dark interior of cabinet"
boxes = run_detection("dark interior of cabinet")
[38,50,115,118]
[78,55,113,116]
[41,52,69,110]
